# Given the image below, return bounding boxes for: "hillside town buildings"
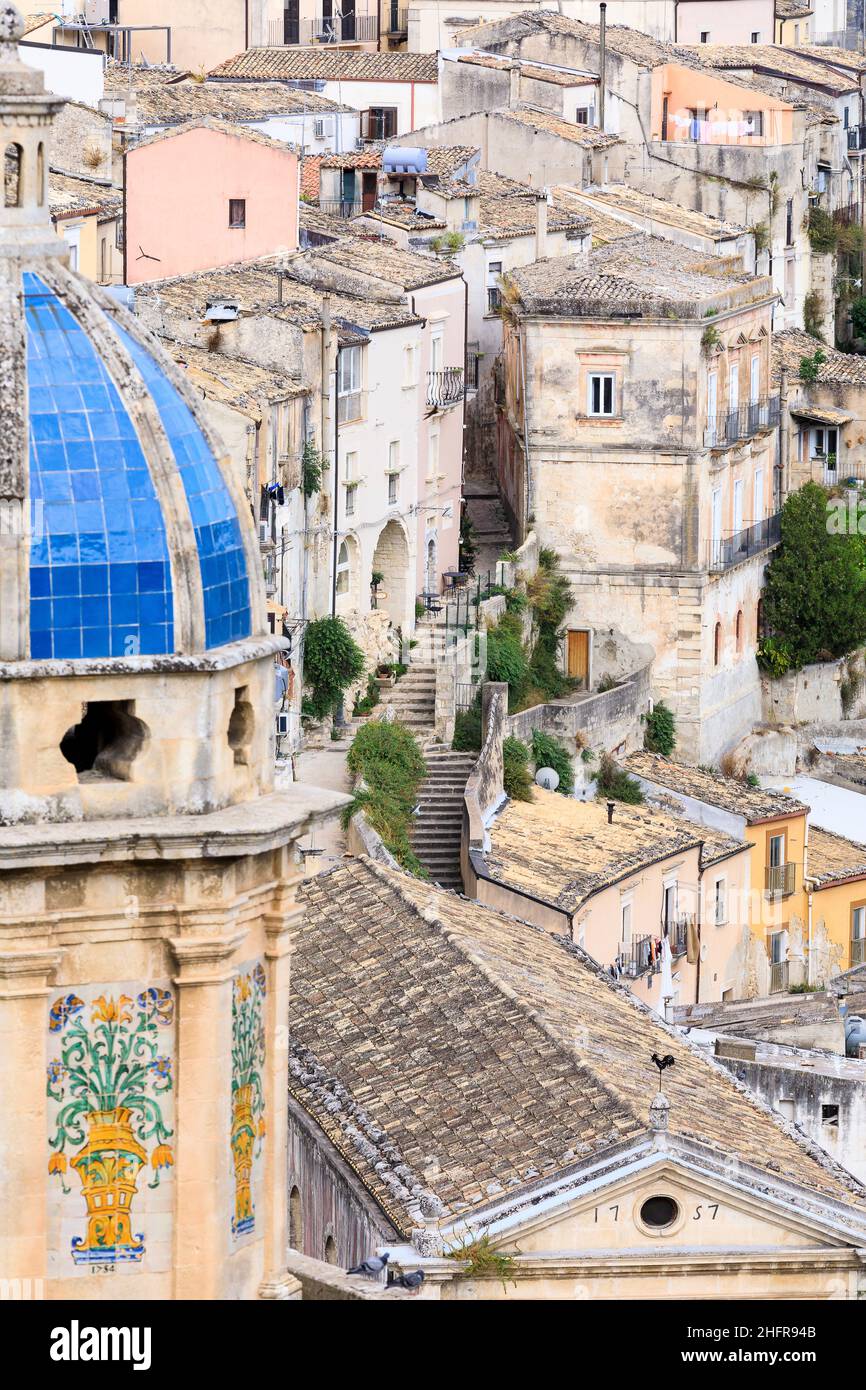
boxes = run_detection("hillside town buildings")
[5,0,866,1310]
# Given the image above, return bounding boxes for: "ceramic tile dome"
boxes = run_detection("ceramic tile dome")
[24,273,252,658]
[0,5,255,663]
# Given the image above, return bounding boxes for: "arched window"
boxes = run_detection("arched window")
[324,1234,337,1265]
[713,621,722,667]
[289,1186,303,1251]
[36,142,44,206]
[735,609,744,653]
[4,143,22,208]
[336,540,350,595]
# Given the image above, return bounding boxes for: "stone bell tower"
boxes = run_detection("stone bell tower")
[0,6,345,1300]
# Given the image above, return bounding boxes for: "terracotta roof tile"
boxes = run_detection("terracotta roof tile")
[693,43,859,94]
[772,327,866,387]
[103,67,349,122]
[808,826,866,890]
[290,857,866,1231]
[208,46,438,83]
[625,751,809,822]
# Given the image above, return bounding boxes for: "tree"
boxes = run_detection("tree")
[760,482,866,674]
[302,617,365,720]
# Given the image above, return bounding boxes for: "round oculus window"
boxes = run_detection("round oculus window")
[640,1195,679,1229]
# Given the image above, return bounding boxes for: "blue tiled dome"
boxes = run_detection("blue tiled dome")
[24,272,252,660]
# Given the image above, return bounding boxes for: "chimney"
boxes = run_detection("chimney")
[509,61,521,108]
[606,799,615,824]
[598,3,606,132]
[535,194,548,260]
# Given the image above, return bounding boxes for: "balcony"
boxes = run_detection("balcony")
[386,6,408,33]
[666,914,692,958]
[765,862,796,898]
[707,512,781,574]
[268,14,378,44]
[318,199,363,219]
[770,960,789,994]
[851,937,866,967]
[465,348,481,394]
[704,397,780,449]
[621,934,654,979]
[426,367,464,410]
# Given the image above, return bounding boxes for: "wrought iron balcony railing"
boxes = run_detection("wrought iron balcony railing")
[465,348,481,393]
[770,960,789,994]
[622,933,654,979]
[765,862,796,898]
[704,396,780,448]
[707,512,781,573]
[318,199,362,219]
[268,14,378,44]
[387,6,409,33]
[427,367,464,409]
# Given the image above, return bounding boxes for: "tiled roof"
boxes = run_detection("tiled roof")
[165,340,304,416]
[772,327,866,387]
[21,11,53,34]
[808,826,866,891]
[625,752,809,822]
[208,46,438,83]
[486,786,704,912]
[307,234,463,290]
[362,202,447,231]
[290,857,866,1232]
[136,255,424,334]
[320,144,384,169]
[456,51,596,85]
[495,102,620,147]
[128,115,294,154]
[694,43,859,94]
[552,187,636,246]
[792,44,866,73]
[300,153,324,201]
[48,172,122,222]
[102,67,349,122]
[510,233,767,317]
[476,170,588,239]
[567,183,747,241]
[776,0,813,14]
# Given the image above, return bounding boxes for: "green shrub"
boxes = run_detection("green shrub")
[760,482,866,673]
[808,206,837,253]
[503,736,534,801]
[526,549,574,700]
[303,616,365,720]
[453,696,483,751]
[852,296,866,338]
[799,348,827,383]
[596,752,644,804]
[344,721,428,875]
[301,439,324,498]
[530,729,573,794]
[486,612,531,696]
[644,701,676,756]
[352,674,381,718]
[803,291,824,341]
[597,673,619,692]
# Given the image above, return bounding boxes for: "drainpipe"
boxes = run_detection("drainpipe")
[673,0,679,42]
[518,320,532,535]
[598,3,606,133]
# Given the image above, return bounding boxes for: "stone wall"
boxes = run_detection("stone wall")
[51,100,113,179]
[283,1250,408,1300]
[506,663,652,757]
[762,648,866,726]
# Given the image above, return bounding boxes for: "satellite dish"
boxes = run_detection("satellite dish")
[535,766,559,791]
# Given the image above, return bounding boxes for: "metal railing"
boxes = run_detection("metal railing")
[387,6,408,32]
[666,915,691,958]
[851,937,866,967]
[465,348,481,393]
[707,512,781,573]
[442,567,498,635]
[318,199,362,219]
[455,682,476,712]
[427,367,464,409]
[268,14,378,44]
[770,960,789,994]
[622,934,654,979]
[765,862,796,898]
[704,397,780,448]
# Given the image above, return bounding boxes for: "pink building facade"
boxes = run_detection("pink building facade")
[414,276,466,598]
[125,120,298,284]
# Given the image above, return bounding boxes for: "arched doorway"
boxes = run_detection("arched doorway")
[334,532,360,615]
[425,534,438,596]
[371,518,410,626]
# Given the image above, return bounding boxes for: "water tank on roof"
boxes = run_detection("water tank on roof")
[383,146,428,175]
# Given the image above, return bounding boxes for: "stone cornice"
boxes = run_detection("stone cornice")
[169,927,249,985]
[0,633,288,681]
[0,946,62,998]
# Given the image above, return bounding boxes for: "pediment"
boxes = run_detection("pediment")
[490,1156,858,1258]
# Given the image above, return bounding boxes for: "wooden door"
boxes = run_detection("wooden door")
[566,629,589,685]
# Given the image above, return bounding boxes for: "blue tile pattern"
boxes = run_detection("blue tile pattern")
[110,323,252,650]
[24,274,174,660]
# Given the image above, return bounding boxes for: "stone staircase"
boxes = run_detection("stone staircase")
[463,479,515,577]
[381,662,437,733]
[410,747,476,891]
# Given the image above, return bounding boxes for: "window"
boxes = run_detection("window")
[337,345,363,423]
[735,609,744,653]
[60,700,147,781]
[744,110,764,137]
[728,361,739,415]
[852,904,865,963]
[707,370,718,438]
[430,332,443,374]
[403,343,417,386]
[785,198,794,247]
[575,107,591,124]
[588,372,615,417]
[751,30,760,42]
[640,1195,679,1229]
[324,1234,338,1264]
[289,1187,303,1250]
[821,1104,839,1127]
[753,467,764,523]
[700,30,710,42]
[713,621,722,666]
[768,832,786,868]
[487,260,503,313]
[621,898,633,946]
[345,483,357,516]
[3,142,21,208]
[366,106,397,140]
[663,883,677,931]
[36,141,44,206]
[336,540,350,595]
[388,473,398,505]
[733,478,744,534]
[345,449,358,481]
[387,441,400,505]
[750,354,760,404]
[228,198,246,228]
[428,424,440,478]
[714,877,727,926]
